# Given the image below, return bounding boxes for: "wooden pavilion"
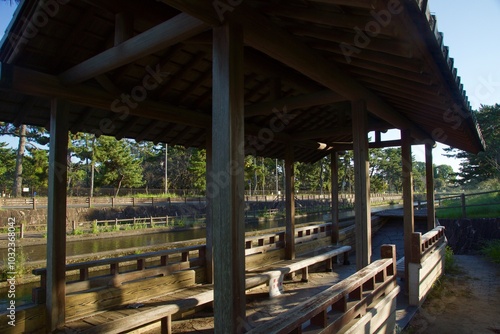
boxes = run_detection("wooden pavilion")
[0,0,484,332]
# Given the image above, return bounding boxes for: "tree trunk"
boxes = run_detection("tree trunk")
[90,136,95,198]
[115,174,124,197]
[13,124,27,197]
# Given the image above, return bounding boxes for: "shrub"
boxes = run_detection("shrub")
[481,240,500,264]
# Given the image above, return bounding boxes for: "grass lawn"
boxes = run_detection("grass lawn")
[435,191,500,219]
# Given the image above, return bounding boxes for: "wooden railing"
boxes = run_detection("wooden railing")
[411,226,446,263]
[244,223,331,256]
[408,226,447,306]
[31,245,206,304]
[247,245,398,334]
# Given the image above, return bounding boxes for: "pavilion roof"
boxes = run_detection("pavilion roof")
[0,0,485,162]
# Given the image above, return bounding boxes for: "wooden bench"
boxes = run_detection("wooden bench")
[247,245,351,297]
[246,245,399,334]
[63,245,350,333]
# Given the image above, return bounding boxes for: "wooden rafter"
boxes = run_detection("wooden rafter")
[160,1,433,143]
[245,90,344,117]
[293,28,413,59]
[135,120,160,142]
[1,64,210,128]
[59,13,210,85]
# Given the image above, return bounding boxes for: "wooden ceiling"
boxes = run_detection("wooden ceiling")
[0,0,485,162]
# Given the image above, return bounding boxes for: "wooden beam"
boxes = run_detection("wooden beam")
[160,1,432,143]
[293,121,391,141]
[205,132,213,284]
[115,12,134,46]
[115,116,140,140]
[46,98,69,331]
[352,100,371,270]
[59,13,209,85]
[331,152,339,244]
[2,64,209,128]
[285,145,296,260]
[425,143,436,230]
[265,6,395,36]
[401,129,414,293]
[211,21,246,333]
[134,120,159,142]
[308,0,377,9]
[245,90,344,117]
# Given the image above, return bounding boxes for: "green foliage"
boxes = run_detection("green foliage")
[94,136,144,196]
[444,246,461,274]
[481,240,500,264]
[1,246,29,280]
[444,104,500,187]
[91,220,99,234]
[0,142,16,193]
[72,227,84,235]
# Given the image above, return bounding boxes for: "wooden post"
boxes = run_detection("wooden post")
[72,220,76,234]
[461,193,467,218]
[205,132,213,284]
[87,197,91,208]
[402,129,414,293]
[111,197,115,208]
[212,21,246,333]
[425,144,436,230]
[330,151,339,244]
[32,197,36,210]
[19,223,24,239]
[352,100,371,269]
[46,98,68,331]
[381,244,396,276]
[285,145,296,260]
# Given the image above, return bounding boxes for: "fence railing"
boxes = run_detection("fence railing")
[435,190,500,218]
[0,193,403,210]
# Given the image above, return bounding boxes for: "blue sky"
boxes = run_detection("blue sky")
[0,1,499,170]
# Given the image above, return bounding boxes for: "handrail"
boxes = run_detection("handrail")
[246,245,397,334]
[410,226,446,263]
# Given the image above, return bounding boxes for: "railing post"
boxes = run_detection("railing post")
[72,220,76,234]
[32,197,36,210]
[151,197,154,206]
[115,218,118,229]
[132,197,135,207]
[150,216,153,227]
[461,193,466,218]
[19,222,24,239]
[166,215,169,226]
[88,197,91,208]
[112,197,115,208]
[411,232,422,263]
[381,244,396,276]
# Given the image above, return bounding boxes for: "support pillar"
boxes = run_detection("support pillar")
[330,151,339,244]
[46,98,68,331]
[205,133,213,284]
[425,143,436,230]
[352,100,371,269]
[285,145,295,260]
[402,129,414,292]
[212,21,246,334]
